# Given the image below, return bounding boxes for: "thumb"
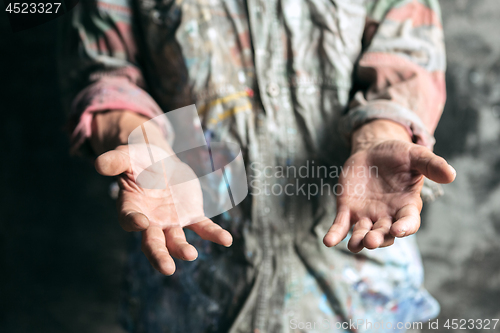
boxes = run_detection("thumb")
[410,146,456,184]
[95,147,131,176]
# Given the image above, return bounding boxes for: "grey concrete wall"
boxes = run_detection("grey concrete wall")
[0,1,499,332]
[418,1,500,331]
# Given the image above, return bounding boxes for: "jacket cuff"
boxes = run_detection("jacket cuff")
[69,77,171,156]
[340,99,436,149]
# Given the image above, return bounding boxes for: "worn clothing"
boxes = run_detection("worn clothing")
[60,0,446,332]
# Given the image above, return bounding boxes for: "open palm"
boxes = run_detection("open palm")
[95,145,233,275]
[323,140,456,252]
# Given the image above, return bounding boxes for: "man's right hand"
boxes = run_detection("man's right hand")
[90,110,233,275]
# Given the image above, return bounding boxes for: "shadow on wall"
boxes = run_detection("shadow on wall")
[0,16,127,333]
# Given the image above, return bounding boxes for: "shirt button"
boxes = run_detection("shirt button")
[266,82,280,97]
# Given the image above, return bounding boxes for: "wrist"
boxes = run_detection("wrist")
[351,119,412,154]
[90,110,151,155]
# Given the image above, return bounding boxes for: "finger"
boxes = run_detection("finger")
[95,148,130,176]
[363,217,392,250]
[323,207,351,247]
[410,146,456,184]
[120,211,150,232]
[165,226,198,261]
[117,196,150,231]
[379,235,395,248]
[186,218,233,247]
[347,218,373,253]
[141,226,175,275]
[390,204,421,238]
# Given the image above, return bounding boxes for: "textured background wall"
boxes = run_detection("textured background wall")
[0,1,499,332]
[419,0,500,330]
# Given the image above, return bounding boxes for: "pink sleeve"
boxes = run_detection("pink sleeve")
[60,1,170,156]
[69,74,165,155]
[341,0,446,149]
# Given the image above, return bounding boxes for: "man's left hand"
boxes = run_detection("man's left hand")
[323,120,456,252]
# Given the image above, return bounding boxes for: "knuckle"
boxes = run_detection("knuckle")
[149,249,167,263]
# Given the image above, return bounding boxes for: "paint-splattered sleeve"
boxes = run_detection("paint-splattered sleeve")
[59,0,166,155]
[341,0,446,149]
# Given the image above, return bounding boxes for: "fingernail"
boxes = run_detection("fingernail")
[399,230,406,237]
[448,164,456,176]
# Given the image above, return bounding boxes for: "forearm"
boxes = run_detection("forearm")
[342,0,446,151]
[351,119,412,154]
[90,110,173,156]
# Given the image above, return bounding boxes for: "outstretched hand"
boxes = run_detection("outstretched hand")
[95,145,233,275]
[91,110,232,276]
[323,121,456,252]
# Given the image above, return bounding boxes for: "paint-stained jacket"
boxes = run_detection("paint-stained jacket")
[60,0,446,332]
